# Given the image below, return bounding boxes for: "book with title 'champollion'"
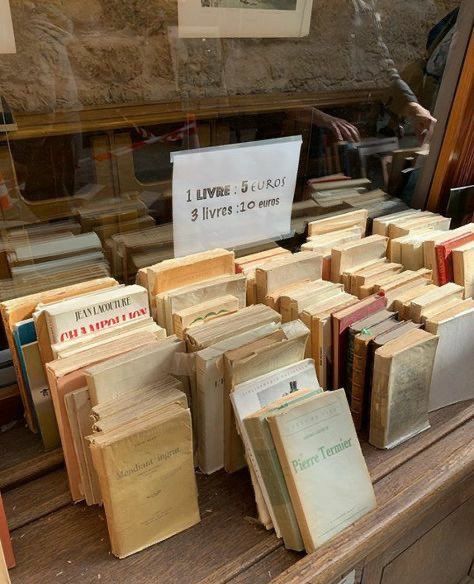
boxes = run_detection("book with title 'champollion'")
[44,285,150,344]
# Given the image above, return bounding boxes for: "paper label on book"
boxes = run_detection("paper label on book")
[171,137,302,257]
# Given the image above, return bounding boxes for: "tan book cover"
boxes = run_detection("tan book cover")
[267,389,376,552]
[390,282,435,315]
[388,215,450,239]
[0,277,118,431]
[278,280,333,323]
[46,331,159,501]
[370,329,439,449]
[163,274,246,334]
[372,210,422,236]
[352,263,404,298]
[408,283,464,323]
[195,322,281,475]
[264,280,312,313]
[331,235,388,283]
[89,405,200,558]
[84,337,186,406]
[452,241,474,299]
[172,295,240,339]
[255,252,323,304]
[308,209,368,236]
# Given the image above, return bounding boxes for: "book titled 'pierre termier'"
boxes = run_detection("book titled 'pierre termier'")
[267,388,376,552]
[44,285,150,344]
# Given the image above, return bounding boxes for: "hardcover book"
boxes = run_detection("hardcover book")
[370,329,438,449]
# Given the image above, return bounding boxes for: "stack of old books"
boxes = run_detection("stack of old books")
[0,223,111,302]
[0,275,202,558]
[230,364,376,552]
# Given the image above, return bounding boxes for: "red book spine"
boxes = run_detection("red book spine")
[435,244,449,285]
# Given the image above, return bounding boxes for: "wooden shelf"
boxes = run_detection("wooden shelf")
[2,399,472,584]
[3,89,387,141]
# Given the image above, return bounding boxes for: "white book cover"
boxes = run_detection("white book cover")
[426,307,474,411]
[231,359,321,533]
[45,284,150,344]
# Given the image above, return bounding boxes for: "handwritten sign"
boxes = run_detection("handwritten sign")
[171,136,302,257]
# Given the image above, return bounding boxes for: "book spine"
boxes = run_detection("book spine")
[267,416,313,552]
[434,245,449,286]
[350,337,369,431]
[196,356,224,474]
[244,416,304,551]
[369,352,391,448]
[345,329,356,401]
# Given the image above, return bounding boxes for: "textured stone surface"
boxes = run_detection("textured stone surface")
[0,0,459,113]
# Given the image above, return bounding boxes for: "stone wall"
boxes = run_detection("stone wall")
[0,0,459,113]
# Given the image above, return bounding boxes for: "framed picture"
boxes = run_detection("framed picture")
[177,0,313,38]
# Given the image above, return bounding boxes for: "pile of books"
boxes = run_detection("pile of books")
[0,223,111,302]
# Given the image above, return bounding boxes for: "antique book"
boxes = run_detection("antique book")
[143,248,235,321]
[0,277,118,431]
[407,283,464,323]
[300,293,357,389]
[65,389,97,505]
[163,274,246,335]
[425,302,474,411]
[93,377,187,433]
[302,227,364,256]
[172,295,240,339]
[378,269,432,304]
[89,404,200,558]
[388,214,450,239]
[185,305,281,352]
[340,259,387,292]
[372,209,422,236]
[345,310,396,401]
[331,294,387,391]
[42,284,149,345]
[307,209,368,236]
[235,247,290,272]
[232,360,320,549]
[267,389,376,552]
[452,241,474,298]
[0,493,14,570]
[84,336,186,406]
[264,280,313,313]
[331,235,388,283]
[370,329,439,449]
[255,252,323,304]
[279,281,337,323]
[51,318,163,359]
[351,263,404,298]
[12,318,59,450]
[243,389,319,551]
[434,232,474,285]
[399,230,445,271]
[350,318,401,431]
[46,330,159,501]
[195,322,282,474]
[21,340,60,451]
[390,282,435,316]
[224,321,309,474]
[423,224,474,285]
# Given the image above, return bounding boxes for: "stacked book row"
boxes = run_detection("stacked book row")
[0,205,472,563]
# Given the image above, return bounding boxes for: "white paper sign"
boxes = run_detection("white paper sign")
[171,136,302,257]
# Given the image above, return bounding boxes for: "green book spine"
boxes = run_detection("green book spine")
[244,415,304,551]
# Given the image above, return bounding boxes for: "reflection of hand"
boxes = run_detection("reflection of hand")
[405,102,437,144]
[311,109,361,142]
